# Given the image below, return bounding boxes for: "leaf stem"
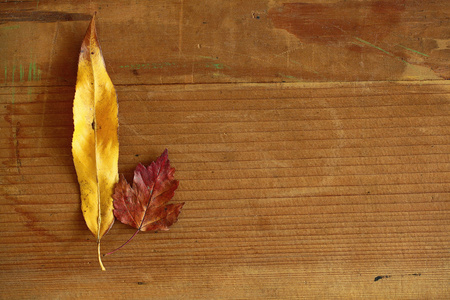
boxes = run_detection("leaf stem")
[104,229,140,256]
[98,241,106,271]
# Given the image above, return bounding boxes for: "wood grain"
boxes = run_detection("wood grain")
[1,0,449,298]
[1,81,449,298]
[0,0,449,87]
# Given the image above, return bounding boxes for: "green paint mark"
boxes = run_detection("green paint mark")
[397,44,429,57]
[37,69,42,81]
[199,55,219,60]
[354,37,409,65]
[284,75,298,80]
[1,25,20,31]
[289,59,301,66]
[354,37,393,57]
[19,65,24,82]
[212,63,223,69]
[28,62,32,81]
[33,62,37,81]
[290,59,321,76]
[120,62,177,70]
[205,63,229,70]
[279,73,300,81]
[12,64,16,104]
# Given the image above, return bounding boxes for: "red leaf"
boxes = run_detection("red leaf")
[108,149,184,254]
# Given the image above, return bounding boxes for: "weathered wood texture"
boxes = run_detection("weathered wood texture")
[0,0,449,86]
[1,0,449,299]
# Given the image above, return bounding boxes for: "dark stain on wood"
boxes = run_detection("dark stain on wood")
[7,193,61,242]
[268,0,406,44]
[267,0,450,79]
[374,275,391,282]
[427,64,450,80]
[0,9,92,24]
[374,273,422,282]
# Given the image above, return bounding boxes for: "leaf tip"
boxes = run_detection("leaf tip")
[158,148,169,162]
[91,12,97,25]
[176,202,185,216]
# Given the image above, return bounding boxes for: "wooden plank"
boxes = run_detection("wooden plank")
[0,0,449,87]
[1,0,449,298]
[1,81,449,298]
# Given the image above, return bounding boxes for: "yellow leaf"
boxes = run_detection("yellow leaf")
[72,16,118,271]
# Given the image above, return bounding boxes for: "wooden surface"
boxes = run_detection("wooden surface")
[1,0,449,299]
